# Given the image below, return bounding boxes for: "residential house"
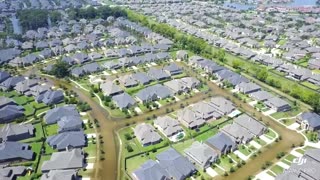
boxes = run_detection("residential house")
[44,105,80,124]
[100,81,123,97]
[0,71,10,83]
[134,123,162,146]
[206,132,237,155]
[209,97,236,116]
[41,170,78,180]
[0,123,34,141]
[47,131,86,151]
[36,90,64,105]
[0,142,34,163]
[308,59,320,70]
[41,149,84,172]
[184,141,218,169]
[176,50,188,60]
[221,123,254,144]
[249,90,273,102]
[14,79,38,95]
[119,75,138,88]
[136,84,172,103]
[57,115,83,133]
[297,112,320,132]
[307,74,320,86]
[276,149,320,180]
[132,72,152,85]
[234,114,267,136]
[0,76,25,91]
[177,108,205,129]
[235,82,261,94]
[0,166,26,180]
[192,101,221,120]
[264,97,291,112]
[132,160,169,180]
[163,63,183,76]
[147,68,170,81]
[154,116,183,138]
[156,148,196,180]
[112,93,136,110]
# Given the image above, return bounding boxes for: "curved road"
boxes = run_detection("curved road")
[45,62,304,180]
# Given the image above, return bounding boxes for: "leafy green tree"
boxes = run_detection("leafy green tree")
[50,61,70,78]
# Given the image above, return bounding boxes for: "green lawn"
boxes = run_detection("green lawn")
[254,137,267,146]
[301,81,319,90]
[172,139,195,154]
[238,145,252,156]
[219,155,236,170]
[36,155,51,173]
[44,124,58,136]
[304,131,319,143]
[296,149,305,154]
[84,142,97,158]
[271,108,302,120]
[24,104,35,116]
[270,165,284,175]
[265,129,277,139]
[284,154,297,162]
[21,123,44,143]
[281,118,296,126]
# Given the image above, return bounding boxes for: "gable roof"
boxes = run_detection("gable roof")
[41,149,84,172]
[44,105,80,124]
[41,170,77,180]
[134,123,161,145]
[100,81,123,96]
[0,123,34,141]
[154,116,182,137]
[132,160,169,180]
[234,114,266,136]
[0,142,34,162]
[299,112,320,129]
[112,92,136,109]
[156,148,196,180]
[184,141,218,166]
[136,84,172,102]
[47,131,86,151]
[206,132,236,153]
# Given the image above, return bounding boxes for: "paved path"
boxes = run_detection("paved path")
[250,141,262,149]
[259,135,273,144]
[254,170,275,180]
[276,162,290,169]
[290,150,303,157]
[234,150,249,161]
[206,167,218,177]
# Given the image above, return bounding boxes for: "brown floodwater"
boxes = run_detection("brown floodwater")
[46,62,305,180]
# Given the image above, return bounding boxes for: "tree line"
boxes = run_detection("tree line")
[126,10,320,113]
[67,6,127,20]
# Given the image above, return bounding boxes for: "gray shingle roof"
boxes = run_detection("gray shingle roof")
[206,132,236,153]
[47,131,86,151]
[57,115,83,133]
[132,72,152,85]
[0,142,34,162]
[100,81,123,96]
[234,114,266,136]
[136,84,172,102]
[44,105,80,124]
[154,116,182,137]
[157,148,196,180]
[41,149,84,172]
[132,160,169,180]
[299,112,320,129]
[112,92,136,109]
[134,123,162,146]
[0,123,34,141]
[184,141,218,168]
[41,170,77,180]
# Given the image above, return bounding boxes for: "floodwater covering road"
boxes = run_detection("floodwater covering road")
[37,57,305,180]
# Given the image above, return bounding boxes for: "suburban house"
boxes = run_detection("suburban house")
[112,92,136,110]
[0,97,24,123]
[0,71,10,83]
[41,170,78,180]
[234,114,267,136]
[132,160,169,180]
[235,82,261,94]
[100,81,124,97]
[249,90,273,102]
[164,77,200,94]
[0,76,25,91]
[41,149,84,172]
[118,75,138,88]
[36,90,64,105]
[0,141,34,163]
[221,123,254,144]
[308,59,320,69]
[44,105,80,124]
[209,97,236,116]
[163,63,183,76]
[177,108,205,129]
[0,166,27,180]
[192,101,222,120]
[135,84,172,103]
[184,141,218,169]
[147,68,170,81]
[57,115,83,133]
[156,148,196,180]
[276,149,320,180]
[131,72,152,85]
[0,123,34,141]
[154,116,183,138]
[297,112,320,131]
[47,131,86,151]
[14,79,39,95]
[264,97,291,112]
[134,123,162,146]
[206,132,237,155]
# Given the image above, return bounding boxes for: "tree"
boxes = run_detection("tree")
[232,60,243,69]
[256,68,268,82]
[50,61,70,78]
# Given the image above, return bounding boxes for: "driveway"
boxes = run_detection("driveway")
[263,109,277,116]
[248,100,257,107]
[206,167,218,177]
